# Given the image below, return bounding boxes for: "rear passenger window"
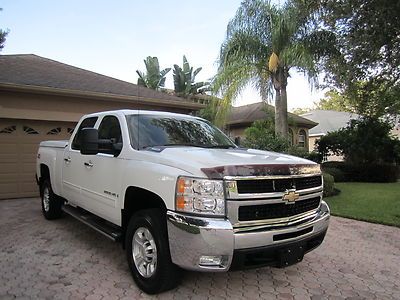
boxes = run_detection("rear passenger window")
[71,117,98,150]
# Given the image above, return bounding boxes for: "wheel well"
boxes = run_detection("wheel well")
[39,164,50,196]
[122,187,167,237]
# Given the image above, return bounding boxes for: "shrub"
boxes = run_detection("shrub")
[321,162,398,183]
[316,117,400,165]
[345,164,398,183]
[322,172,336,197]
[323,167,346,182]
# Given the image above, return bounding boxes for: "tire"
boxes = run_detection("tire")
[41,179,63,220]
[125,208,181,294]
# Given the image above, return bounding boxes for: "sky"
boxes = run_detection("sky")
[0,0,326,110]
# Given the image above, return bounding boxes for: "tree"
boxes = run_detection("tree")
[291,107,311,115]
[173,55,209,97]
[316,117,400,165]
[136,56,171,90]
[314,90,354,113]
[306,0,400,86]
[0,8,8,51]
[214,0,332,137]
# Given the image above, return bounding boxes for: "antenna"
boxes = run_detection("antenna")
[137,78,140,150]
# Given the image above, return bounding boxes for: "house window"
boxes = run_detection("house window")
[47,127,61,135]
[67,127,75,135]
[288,128,294,145]
[23,126,39,134]
[298,129,306,148]
[0,125,16,134]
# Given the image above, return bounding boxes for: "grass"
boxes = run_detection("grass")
[325,182,400,227]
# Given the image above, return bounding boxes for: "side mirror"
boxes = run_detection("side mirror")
[80,128,99,155]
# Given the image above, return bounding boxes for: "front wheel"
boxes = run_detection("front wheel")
[125,208,181,294]
[41,179,63,220]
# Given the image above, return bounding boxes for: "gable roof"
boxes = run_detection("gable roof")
[227,102,317,129]
[0,54,205,109]
[300,109,360,136]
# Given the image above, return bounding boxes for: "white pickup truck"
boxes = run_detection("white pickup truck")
[36,109,330,294]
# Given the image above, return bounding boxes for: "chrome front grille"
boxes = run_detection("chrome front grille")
[236,175,322,194]
[225,173,323,232]
[238,196,321,221]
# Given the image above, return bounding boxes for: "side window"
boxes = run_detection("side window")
[98,116,123,155]
[71,117,98,150]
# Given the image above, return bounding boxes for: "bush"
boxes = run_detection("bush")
[323,173,336,197]
[316,117,400,165]
[346,164,398,183]
[323,167,346,182]
[321,162,398,183]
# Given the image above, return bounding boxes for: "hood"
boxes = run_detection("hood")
[141,147,319,179]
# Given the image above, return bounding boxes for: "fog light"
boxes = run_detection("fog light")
[199,255,222,266]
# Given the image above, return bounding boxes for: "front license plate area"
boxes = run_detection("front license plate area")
[278,244,305,267]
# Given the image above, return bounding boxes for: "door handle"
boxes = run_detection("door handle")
[84,161,93,168]
[64,157,71,163]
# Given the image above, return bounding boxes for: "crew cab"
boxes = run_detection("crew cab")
[36,109,330,294]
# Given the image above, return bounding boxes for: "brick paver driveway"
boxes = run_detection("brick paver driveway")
[0,198,399,300]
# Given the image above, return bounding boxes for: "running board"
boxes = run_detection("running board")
[62,205,122,242]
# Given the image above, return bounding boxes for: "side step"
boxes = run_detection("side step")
[62,205,122,242]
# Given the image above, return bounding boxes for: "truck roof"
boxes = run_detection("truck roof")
[83,109,201,120]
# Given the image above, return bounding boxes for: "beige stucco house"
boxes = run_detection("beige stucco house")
[226,102,317,148]
[0,54,207,199]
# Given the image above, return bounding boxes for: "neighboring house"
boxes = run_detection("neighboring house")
[226,102,317,148]
[0,54,207,199]
[300,110,360,161]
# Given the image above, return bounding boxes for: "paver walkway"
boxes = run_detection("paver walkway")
[0,198,399,299]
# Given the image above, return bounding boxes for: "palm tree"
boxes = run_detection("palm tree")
[214,0,321,137]
[173,55,210,97]
[136,56,171,90]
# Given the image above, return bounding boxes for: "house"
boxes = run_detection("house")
[300,110,360,161]
[226,102,317,148]
[0,54,207,199]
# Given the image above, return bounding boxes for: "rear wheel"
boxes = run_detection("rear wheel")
[125,208,181,294]
[41,179,63,220]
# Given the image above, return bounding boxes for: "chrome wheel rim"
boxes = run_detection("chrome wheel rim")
[132,227,157,278]
[43,186,50,212]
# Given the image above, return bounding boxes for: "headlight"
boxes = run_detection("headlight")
[175,176,225,216]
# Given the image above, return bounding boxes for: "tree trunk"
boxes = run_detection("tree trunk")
[275,87,288,139]
[273,68,289,139]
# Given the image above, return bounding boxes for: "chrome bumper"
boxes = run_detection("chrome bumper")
[166,201,330,272]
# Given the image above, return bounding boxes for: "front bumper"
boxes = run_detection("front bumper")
[166,201,330,272]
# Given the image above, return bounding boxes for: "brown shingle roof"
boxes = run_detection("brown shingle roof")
[227,102,317,128]
[0,54,203,108]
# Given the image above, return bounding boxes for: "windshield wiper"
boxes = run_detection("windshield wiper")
[203,144,236,149]
[143,143,208,149]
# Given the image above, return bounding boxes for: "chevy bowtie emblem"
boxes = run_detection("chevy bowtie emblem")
[283,189,299,204]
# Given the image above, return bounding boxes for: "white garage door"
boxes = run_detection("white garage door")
[0,119,76,199]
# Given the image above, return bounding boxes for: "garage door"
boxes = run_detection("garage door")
[0,119,76,199]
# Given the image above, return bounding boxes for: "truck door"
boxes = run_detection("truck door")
[62,116,98,208]
[79,115,125,225]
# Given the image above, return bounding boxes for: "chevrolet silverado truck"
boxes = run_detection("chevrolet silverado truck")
[36,109,330,294]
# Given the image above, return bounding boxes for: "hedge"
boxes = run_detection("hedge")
[321,161,398,183]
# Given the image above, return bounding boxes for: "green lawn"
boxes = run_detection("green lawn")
[325,182,400,227]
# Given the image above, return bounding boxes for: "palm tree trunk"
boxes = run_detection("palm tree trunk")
[275,87,288,138]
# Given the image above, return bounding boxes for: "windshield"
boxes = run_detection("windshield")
[126,114,236,150]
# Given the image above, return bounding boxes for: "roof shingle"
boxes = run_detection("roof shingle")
[0,54,198,105]
[227,102,317,128]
